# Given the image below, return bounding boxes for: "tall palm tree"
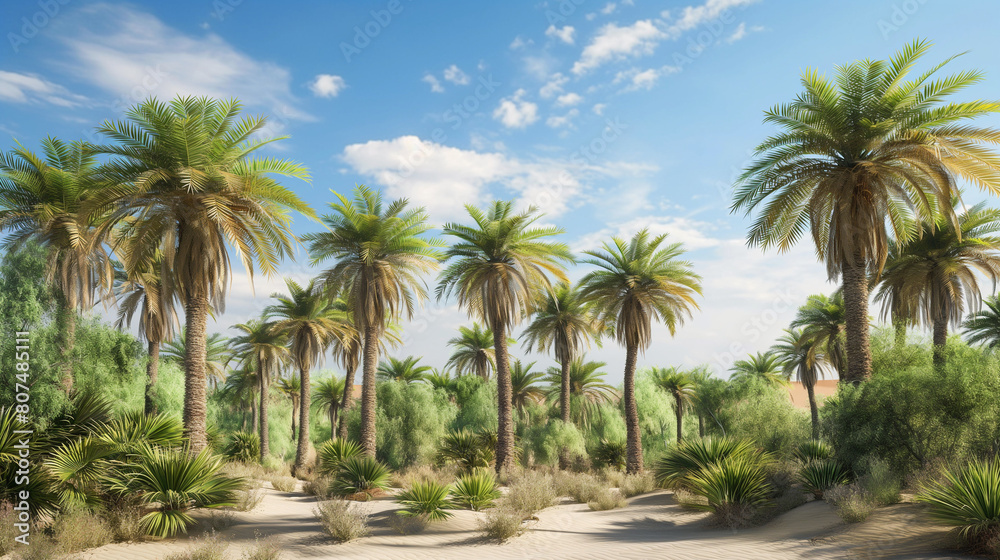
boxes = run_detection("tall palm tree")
[791,293,846,380]
[327,294,362,440]
[266,278,346,472]
[650,367,696,443]
[377,356,432,384]
[276,373,301,441]
[731,40,1000,384]
[92,97,312,451]
[578,230,702,473]
[221,368,258,431]
[963,296,1000,351]
[875,201,1000,368]
[771,328,827,439]
[231,319,289,461]
[729,352,790,387]
[0,137,113,391]
[521,282,602,427]
[113,256,178,414]
[542,358,617,427]
[161,328,232,389]
[304,185,441,457]
[313,376,346,439]
[510,360,546,413]
[438,201,572,473]
[445,324,499,380]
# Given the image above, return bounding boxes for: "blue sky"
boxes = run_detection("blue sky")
[3,0,1000,382]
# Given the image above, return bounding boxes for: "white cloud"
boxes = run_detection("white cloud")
[492,89,539,129]
[522,55,558,81]
[613,65,679,91]
[509,36,533,50]
[546,108,579,129]
[572,20,666,75]
[422,73,444,93]
[540,73,569,99]
[592,103,606,115]
[55,3,308,119]
[0,71,87,107]
[726,22,764,43]
[443,64,469,85]
[309,74,345,98]
[601,2,618,14]
[555,92,583,107]
[545,25,576,44]
[667,0,759,35]
[573,215,723,253]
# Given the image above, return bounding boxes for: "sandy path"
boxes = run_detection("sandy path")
[71,487,972,560]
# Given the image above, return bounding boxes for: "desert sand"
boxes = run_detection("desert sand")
[69,485,973,560]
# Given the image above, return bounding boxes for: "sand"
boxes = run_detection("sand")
[67,486,974,560]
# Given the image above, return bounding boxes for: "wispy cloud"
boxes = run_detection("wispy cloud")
[422,73,444,93]
[572,20,665,75]
[0,71,88,107]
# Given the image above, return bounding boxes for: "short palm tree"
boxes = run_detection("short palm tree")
[543,358,617,428]
[220,368,259,431]
[266,278,347,472]
[964,295,1000,351]
[578,230,702,473]
[731,40,1000,383]
[161,328,232,389]
[771,328,827,439]
[445,324,499,380]
[438,201,573,473]
[313,376,346,439]
[791,293,846,380]
[0,137,113,391]
[377,356,432,384]
[650,367,696,443]
[729,352,789,387]
[276,373,301,441]
[231,319,289,461]
[304,185,441,457]
[510,360,546,412]
[875,201,1000,368]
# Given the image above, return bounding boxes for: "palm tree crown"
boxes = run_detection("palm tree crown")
[729,352,789,387]
[962,296,1000,351]
[445,324,500,379]
[650,366,696,443]
[377,356,433,384]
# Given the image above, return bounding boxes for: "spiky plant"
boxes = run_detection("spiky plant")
[799,459,852,499]
[452,469,501,511]
[317,438,363,477]
[653,437,761,489]
[916,458,1000,550]
[396,480,455,521]
[329,455,392,500]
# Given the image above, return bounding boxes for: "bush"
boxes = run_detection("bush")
[799,459,852,499]
[588,489,627,511]
[653,437,759,489]
[793,440,833,464]
[437,429,494,473]
[393,464,457,489]
[51,505,114,553]
[268,476,297,492]
[316,438,362,477]
[304,477,333,500]
[522,420,587,467]
[916,458,1000,552]
[225,431,261,464]
[619,472,657,497]
[857,458,901,506]
[164,536,230,560]
[452,469,501,511]
[329,455,392,500]
[554,472,605,503]
[825,484,877,523]
[100,494,147,542]
[396,481,454,521]
[479,505,528,542]
[687,455,773,528]
[234,481,266,512]
[592,439,627,472]
[315,499,370,542]
[0,502,17,556]
[242,536,282,560]
[503,471,557,515]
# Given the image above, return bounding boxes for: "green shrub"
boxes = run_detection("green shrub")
[315,499,370,542]
[396,480,454,521]
[793,440,833,464]
[799,459,852,499]
[653,437,759,489]
[452,469,501,511]
[225,431,261,464]
[329,455,392,500]
[825,484,877,523]
[592,439,627,471]
[719,377,810,456]
[687,454,773,528]
[437,429,494,472]
[858,458,901,506]
[588,489,627,511]
[916,458,1000,551]
[453,379,497,432]
[316,438,362,476]
[522,420,587,467]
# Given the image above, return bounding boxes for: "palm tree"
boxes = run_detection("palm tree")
[113,256,178,414]
[875,201,1000,368]
[220,368,258,431]
[771,328,827,439]
[231,319,289,461]
[445,324,499,380]
[963,296,1000,351]
[729,352,789,387]
[304,185,441,457]
[521,282,602,427]
[650,367,696,443]
[542,358,617,427]
[276,373,301,441]
[438,201,573,473]
[685,366,714,437]
[791,293,846,380]
[731,40,1000,384]
[510,360,545,413]
[313,376,346,439]
[92,97,312,451]
[377,356,432,384]
[424,369,456,393]
[578,230,702,473]
[161,328,232,389]
[266,278,346,472]
[0,137,113,391]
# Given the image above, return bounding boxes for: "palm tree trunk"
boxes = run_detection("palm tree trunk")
[250,390,258,434]
[698,415,705,438]
[623,342,643,474]
[294,365,311,472]
[61,304,76,394]
[337,365,355,440]
[493,324,515,474]
[259,366,269,462]
[806,381,819,440]
[182,290,210,453]
[674,395,683,443]
[330,408,337,439]
[841,257,872,384]
[359,327,380,456]
[145,340,160,415]
[932,317,948,370]
[290,398,298,442]
[558,357,571,469]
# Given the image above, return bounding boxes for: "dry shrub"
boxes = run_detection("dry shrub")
[0,502,21,556]
[220,461,271,482]
[268,476,298,492]
[100,495,146,542]
[393,464,458,489]
[825,484,876,523]
[553,471,604,503]
[234,481,266,512]
[674,488,708,510]
[241,534,282,560]
[479,505,529,542]
[164,536,230,560]
[599,467,626,489]
[503,471,556,515]
[12,536,59,560]
[315,499,370,543]
[587,489,627,511]
[304,477,334,500]
[51,506,114,553]
[619,472,656,497]
[389,511,430,535]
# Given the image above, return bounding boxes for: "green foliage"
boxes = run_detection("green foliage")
[717,377,810,455]
[437,428,495,473]
[799,459,852,499]
[686,455,773,526]
[916,458,1000,547]
[522,419,586,467]
[592,439,627,471]
[329,455,392,500]
[396,480,454,521]
[653,437,759,489]
[634,370,680,459]
[225,431,262,464]
[317,438,363,476]
[793,440,833,464]
[452,469,501,511]
[452,378,498,432]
